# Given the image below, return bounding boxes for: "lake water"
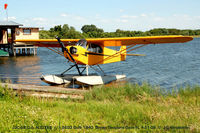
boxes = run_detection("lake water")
[0,38,199,89]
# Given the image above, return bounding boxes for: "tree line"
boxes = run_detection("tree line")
[39,24,200,39]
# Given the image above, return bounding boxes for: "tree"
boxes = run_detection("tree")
[40,24,200,39]
[62,24,70,32]
[39,30,51,39]
[81,24,104,34]
[168,29,180,35]
[149,28,168,35]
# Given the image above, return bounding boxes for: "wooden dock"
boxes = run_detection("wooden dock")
[0,44,38,56]
[1,83,88,99]
[13,44,38,56]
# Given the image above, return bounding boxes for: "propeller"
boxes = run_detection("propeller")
[56,36,82,76]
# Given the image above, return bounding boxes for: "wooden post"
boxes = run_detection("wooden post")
[11,28,16,44]
[27,48,30,55]
[22,48,25,55]
[10,28,16,56]
[18,48,20,55]
[33,47,37,55]
[13,48,16,56]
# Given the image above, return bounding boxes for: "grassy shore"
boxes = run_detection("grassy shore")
[0,83,199,133]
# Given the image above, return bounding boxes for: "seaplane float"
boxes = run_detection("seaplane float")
[15,36,193,87]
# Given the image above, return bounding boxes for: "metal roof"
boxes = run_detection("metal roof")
[0,21,23,27]
[18,26,40,29]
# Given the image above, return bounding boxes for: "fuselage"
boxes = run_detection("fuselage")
[64,40,127,65]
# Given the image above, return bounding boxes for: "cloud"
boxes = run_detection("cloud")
[21,17,49,28]
[116,19,129,23]
[74,16,86,21]
[3,16,16,21]
[9,16,16,20]
[141,14,147,17]
[35,18,46,21]
[121,15,137,19]
[32,17,48,25]
[153,17,164,22]
[60,13,86,21]
[119,9,124,13]
[61,13,69,17]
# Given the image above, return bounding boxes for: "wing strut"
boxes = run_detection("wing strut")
[56,37,82,76]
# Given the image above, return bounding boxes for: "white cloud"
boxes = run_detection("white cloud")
[141,14,147,17]
[100,19,110,23]
[61,13,69,17]
[119,9,124,13]
[116,19,129,23]
[92,15,111,23]
[32,17,47,22]
[121,19,128,23]
[121,15,137,19]
[9,16,16,20]
[153,17,164,22]
[74,16,86,21]
[60,13,87,21]
[22,17,49,28]
[4,16,16,21]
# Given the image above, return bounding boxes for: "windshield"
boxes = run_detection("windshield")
[76,39,87,48]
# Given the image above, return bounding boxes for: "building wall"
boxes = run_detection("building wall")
[15,27,39,44]
[15,28,39,40]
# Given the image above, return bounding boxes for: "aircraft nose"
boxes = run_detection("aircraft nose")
[70,46,77,54]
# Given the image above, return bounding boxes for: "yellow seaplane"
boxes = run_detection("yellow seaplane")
[15,36,193,86]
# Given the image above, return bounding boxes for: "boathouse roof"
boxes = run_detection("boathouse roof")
[0,21,23,27]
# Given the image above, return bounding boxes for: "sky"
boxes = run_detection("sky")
[0,0,200,32]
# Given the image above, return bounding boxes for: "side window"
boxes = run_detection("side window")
[87,44,103,53]
[23,29,31,35]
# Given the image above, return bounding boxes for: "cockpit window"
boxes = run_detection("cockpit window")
[76,39,87,48]
[87,43,103,53]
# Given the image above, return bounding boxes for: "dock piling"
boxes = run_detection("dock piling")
[11,45,38,56]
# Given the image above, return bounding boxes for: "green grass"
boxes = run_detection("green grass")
[0,83,199,132]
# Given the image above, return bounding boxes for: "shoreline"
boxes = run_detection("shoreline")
[0,83,199,132]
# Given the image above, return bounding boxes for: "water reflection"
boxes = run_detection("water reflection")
[0,56,41,84]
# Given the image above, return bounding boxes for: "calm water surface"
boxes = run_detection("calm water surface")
[0,38,199,89]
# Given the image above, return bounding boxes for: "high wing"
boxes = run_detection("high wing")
[15,39,79,47]
[86,35,193,46]
[15,35,193,47]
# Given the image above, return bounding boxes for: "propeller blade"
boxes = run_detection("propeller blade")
[56,37,82,76]
[56,36,66,52]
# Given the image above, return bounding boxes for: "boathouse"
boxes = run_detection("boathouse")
[15,27,39,40]
[0,21,38,56]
